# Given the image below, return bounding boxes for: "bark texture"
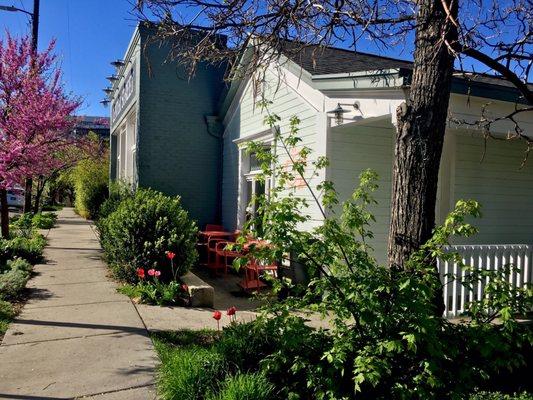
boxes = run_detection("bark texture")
[388,0,458,271]
[0,188,9,238]
[24,178,33,213]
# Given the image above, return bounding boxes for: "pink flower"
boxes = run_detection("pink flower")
[154,270,161,277]
[181,284,189,293]
[147,269,156,276]
[166,251,176,260]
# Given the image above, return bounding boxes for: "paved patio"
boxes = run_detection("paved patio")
[0,208,157,399]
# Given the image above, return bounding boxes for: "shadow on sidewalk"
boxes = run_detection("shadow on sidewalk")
[12,319,148,336]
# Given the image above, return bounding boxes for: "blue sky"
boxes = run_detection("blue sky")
[0,1,514,120]
[0,0,139,117]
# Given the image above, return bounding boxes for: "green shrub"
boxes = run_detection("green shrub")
[6,258,32,273]
[119,280,189,306]
[31,212,57,229]
[157,345,226,400]
[216,320,277,373]
[210,373,276,400]
[469,392,533,400]
[0,268,29,300]
[10,213,34,238]
[97,188,198,283]
[72,157,109,219]
[0,300,15,335]
[98,180,134,220]
[0,234,46,264]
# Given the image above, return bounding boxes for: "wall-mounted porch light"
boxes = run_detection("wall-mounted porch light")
[327,103,349,125]
[103,87,114,96]
[327,102,362,125]
[100,99,110,107]
[111,59,125,68]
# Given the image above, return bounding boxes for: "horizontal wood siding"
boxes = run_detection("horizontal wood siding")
[329,126,394,264]
[222,70,321,231]
[453,133,533,244]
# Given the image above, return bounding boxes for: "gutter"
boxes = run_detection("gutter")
[310,68,410,91]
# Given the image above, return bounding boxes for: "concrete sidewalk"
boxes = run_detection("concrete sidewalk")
[0,208,157,399]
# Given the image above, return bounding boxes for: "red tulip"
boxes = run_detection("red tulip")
[181,284,189,293]
[166,251,176,260]
[137,268,145,279]
[154,270,161,277]
[227,306,237,316]
[212,310,222,320]
[148,269,156,276]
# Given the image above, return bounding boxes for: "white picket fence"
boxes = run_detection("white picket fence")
[437,244,533,318]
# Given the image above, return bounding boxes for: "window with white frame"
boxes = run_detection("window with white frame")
[237,134,275,231]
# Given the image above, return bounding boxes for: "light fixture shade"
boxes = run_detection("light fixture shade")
[327,103,348,125]
[103,87,113,95]
[106,75,119,82]
[111,59,125,68]
[100,99,111,107]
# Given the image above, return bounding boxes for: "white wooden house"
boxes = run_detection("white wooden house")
[218,45,533,316]
[109,29,531,316]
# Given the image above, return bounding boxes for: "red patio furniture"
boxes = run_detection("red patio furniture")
[213,240,245,277]
[238,258,278,291]
[197,224,229,266]
[204,230,236,271]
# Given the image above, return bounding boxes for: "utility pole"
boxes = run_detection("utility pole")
[23,0,40,213]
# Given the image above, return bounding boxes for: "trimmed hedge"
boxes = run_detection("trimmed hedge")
[96,188,198,283]
[73,158,109,219]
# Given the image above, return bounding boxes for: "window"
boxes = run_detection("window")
[238,139,274,231]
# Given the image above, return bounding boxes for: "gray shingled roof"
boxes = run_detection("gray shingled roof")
[282,42,413,75]
[283,43,531,93]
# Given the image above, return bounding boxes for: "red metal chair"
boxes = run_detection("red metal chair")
[214,240,245,277]
[197,224,226,265]
[239,258,278,291]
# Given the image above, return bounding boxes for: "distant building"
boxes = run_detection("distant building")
[72,116,110,138]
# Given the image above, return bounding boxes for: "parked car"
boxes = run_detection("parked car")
[7,188,24,209]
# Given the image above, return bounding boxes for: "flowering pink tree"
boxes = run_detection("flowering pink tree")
[0,34,80,237]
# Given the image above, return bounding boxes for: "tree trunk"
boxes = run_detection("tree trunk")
[33,176,46,214]
[388,0,458,312]
[24,177,33,213]
[0,189,9,238]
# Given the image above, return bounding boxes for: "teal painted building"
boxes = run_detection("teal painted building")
[108,23,226,228]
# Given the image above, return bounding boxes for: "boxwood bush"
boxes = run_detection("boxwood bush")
[97,188,198,283]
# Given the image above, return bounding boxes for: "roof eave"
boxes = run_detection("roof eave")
[311,68,409,91]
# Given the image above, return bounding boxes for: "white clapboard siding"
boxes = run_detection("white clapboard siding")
[221,69,321,231]
[438,244,533,318]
